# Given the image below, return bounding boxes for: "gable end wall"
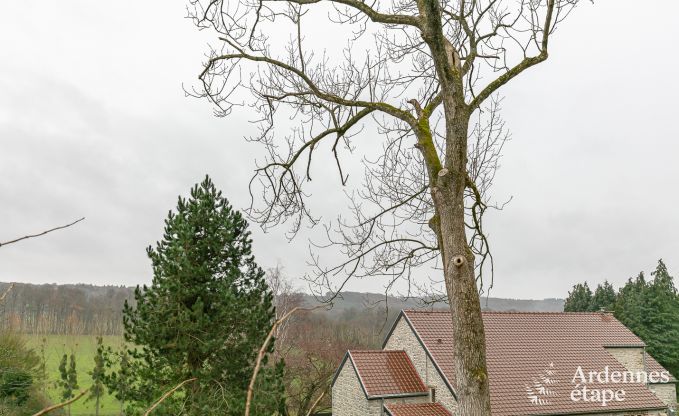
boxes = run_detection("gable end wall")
[383,315,458,414]
[332,358,380,416]
[331,355,430,416]
[648,383,677,408]
[605,347,645,374]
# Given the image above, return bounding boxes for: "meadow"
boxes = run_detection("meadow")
[25,335,125,416]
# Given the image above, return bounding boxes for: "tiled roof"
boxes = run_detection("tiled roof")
[401,310,671,416]
[646,355,677,382]
[349,350,428,398]
[384,402,452,416]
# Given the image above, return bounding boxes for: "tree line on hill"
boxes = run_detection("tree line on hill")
[0,283,131,335]
[0,284,565,337]
[564,260,679,381]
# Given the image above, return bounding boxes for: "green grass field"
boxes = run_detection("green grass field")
[24,335,125,416]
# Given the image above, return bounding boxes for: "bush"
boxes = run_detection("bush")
[0,332,48,415]
[0,368,33,405]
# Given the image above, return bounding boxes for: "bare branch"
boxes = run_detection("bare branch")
[202,41,416,126]
[469,0,556,109]
[267,0,422,27]
[142,378,198,416]
[304,390,327,416]
[0,217,85,248]
[32,388,90,416]
[244,305,325,416]
[0,283,14,304]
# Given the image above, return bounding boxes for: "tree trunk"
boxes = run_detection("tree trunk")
[431,109,492,415]
[414,0,493,411]
[95,394,100,416]
[435,190,492,415]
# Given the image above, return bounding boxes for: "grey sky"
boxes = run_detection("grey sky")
[1,0,678,299]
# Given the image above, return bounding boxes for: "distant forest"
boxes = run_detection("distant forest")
[0,282,564,335]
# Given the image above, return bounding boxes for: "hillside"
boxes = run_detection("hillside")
[0,282,563,334]
[301,291,564,314]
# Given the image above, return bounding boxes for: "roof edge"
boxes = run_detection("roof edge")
[330,351,350,389]
[400,310,459,401]
[366,391,429,400]
[331,351,372,401]
[527,404,669,416]
[338,349,430,400]
[381,310,406,349]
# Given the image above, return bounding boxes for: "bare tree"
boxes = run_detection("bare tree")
[188,0,586,413]
[265,265,304,359]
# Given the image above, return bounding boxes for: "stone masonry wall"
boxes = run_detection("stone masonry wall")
[332,358,377,416]
[384,316,459,414]
[331,355,430,416]
[605,347,676,412]
[649,383,677,408]
[605,347,646,373]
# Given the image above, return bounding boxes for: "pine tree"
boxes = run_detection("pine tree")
[88,337,106,416]
[613,261,679,387]
[39,337,47,394]
[59,353,79,416]
[115,349,132,416]
[591,281,616,311]
[614,272,647,334]
[563,283,593,312]
[118,176,284,415]
[638,261,679,377]
[102,346,133,416]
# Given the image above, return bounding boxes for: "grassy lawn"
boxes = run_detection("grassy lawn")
[24,334,125,416]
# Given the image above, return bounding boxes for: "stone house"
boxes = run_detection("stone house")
[332,310,678,416]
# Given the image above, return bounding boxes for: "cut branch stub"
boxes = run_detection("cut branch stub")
[452,255,465,267]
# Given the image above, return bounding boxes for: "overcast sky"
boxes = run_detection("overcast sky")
[1,0,678,300]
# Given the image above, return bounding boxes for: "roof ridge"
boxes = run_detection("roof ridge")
[482,311,614,315]
[349,349,406,354]
[403,309,614,315]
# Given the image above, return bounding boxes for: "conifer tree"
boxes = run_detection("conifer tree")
[118,176,284,415]
[39,337,47,394]
[88,337,106,416]
[566,261,679,396]
[112,348,131,416]
[615,261,679,379]
[591,281,616,311]
[563,283,593,312]
[102,346,133,416]
[59,353,79,416]
[614,272,647,333]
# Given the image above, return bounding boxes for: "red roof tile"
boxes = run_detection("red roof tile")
[384,402,452,416]
[349,350,428,398]
[401,310,670,416]
[646,355,677,382]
